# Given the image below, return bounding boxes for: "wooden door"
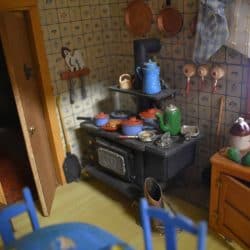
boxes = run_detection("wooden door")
[0,11,57,216]
[218,174,250,249]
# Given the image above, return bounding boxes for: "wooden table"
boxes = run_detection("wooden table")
[6,222,134,250]
[209,152,250,249]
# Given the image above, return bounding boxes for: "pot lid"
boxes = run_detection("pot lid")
[230,117,250,136]
[166,104,178,112]
[95,112,108,119]
[122,116,143,126]
[139,108,160,119]
[143,59,158,68]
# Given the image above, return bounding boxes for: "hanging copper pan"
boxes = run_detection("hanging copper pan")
[125,0,153,37]
[157,0,183,36]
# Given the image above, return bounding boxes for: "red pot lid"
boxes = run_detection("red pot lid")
[122,117,143,126]
[139,108,161,119]
[230,117,250,136]
[95,112,108,119]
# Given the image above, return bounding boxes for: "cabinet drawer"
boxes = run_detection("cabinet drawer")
[218,174,250,248]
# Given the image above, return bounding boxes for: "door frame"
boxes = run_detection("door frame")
[0,0,65,185]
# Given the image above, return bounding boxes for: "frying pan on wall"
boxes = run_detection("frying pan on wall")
[125,0,153,36]
[157,0,183,36]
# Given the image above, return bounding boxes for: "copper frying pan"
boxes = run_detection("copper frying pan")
[157,0,183,36]
[125,0,153,36]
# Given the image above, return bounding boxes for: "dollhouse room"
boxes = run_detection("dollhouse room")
[0,0,249,249]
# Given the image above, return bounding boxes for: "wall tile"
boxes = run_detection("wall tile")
[69,7,82,21]
[60,23,72,37]
[48,24,61,39]
[58,8,70,23]
[55,0,68,8]
[226,96,241,112]
[199,106,211,120]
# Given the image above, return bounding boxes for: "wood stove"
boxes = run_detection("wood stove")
[79,123,200,199]
[79,38,201,199]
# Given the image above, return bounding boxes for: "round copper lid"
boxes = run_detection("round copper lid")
[122,117,143,126]
[230,117,250,136]
[95,112,108,119]
[139,108,160,119]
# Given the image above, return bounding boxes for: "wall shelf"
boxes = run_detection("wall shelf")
[60,67,90,80]
[108,85,176,101]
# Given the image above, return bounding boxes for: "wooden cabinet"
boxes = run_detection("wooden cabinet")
[0,1,65,215]
[209,153,250,249]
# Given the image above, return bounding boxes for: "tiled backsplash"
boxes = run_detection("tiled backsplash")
[38,0,249,170]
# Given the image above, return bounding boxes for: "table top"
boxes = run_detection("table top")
[6,222,134,250]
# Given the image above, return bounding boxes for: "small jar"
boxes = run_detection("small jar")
[229,117,250,151]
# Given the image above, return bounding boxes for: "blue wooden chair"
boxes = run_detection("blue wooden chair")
[140,198,207,250]
[0,187,40,246]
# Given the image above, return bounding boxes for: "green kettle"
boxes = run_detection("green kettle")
[156,104,181,135]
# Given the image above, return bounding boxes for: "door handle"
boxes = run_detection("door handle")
[28,126,36,135]
[23,64,32,80]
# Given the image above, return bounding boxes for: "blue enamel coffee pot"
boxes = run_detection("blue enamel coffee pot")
[136,59,161,94]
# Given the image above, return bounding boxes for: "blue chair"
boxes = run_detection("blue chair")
[0,187,40,246]
[140,198,207,250]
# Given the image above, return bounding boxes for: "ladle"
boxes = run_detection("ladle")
[210,66,225,93]
[183,64,196,96]
[197,65,209,91]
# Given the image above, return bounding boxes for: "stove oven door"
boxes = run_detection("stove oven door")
[94,138,135,182]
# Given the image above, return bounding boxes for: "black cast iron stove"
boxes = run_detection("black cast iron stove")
[79,38,200,199]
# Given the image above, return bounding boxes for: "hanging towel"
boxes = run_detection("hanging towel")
[193,0,232,64]
[225,0,250,58]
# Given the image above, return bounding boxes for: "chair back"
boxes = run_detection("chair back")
[0,187,40,246]
[140,198,207,250]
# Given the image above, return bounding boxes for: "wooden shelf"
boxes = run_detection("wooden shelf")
[60,68,90,80]
[108,85,176,101]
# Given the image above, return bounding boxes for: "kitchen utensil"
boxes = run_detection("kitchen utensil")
[136,59,161,95]
[125,0,153,36]
[110,110,132,120]
[95,112,109,127]
[139,108,160,129]
[183,64,196,96]
[138,130,156,142]
[216,96,225,148]
[60,47,90,103]
[154,132,173,148]
[181,125,200,138]
[210,66,225,93]
[119,131,156,142]
[77,112,109,127]
[56,96,81,183]
[156,0,183,36]
[139,108,160,122]
[229,117,250,152]
[102,119,122,132]
[197,65,209,91]
[79,76,86,99]
[156,104,181,136]
[121,117,143,136]
[118,135,139,139]
[119,74,132,90]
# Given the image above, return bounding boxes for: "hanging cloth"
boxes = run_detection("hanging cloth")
[225,0,250,58]
[193,0,232,64]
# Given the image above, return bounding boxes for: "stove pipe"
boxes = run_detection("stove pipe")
[133,38,161,89]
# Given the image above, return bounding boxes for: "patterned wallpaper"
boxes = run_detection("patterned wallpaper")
[38,0,249,170]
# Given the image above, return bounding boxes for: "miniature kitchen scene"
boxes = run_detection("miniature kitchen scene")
[0,0,249,250]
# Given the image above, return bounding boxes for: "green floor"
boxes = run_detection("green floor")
[0,180,244,249]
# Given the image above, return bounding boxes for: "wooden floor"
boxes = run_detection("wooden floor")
[0,179,243,250]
